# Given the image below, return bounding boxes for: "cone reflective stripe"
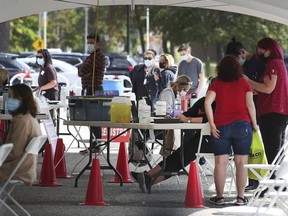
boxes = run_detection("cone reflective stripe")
[81,159,109,206]
[184,162,204,208]
[33,143,63,187]
[54,138,71,178]
[112,142,134,183]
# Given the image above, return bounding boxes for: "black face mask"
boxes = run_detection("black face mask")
[159,62,166,69]
[259,53,269,64]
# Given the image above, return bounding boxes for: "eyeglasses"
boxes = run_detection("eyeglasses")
[144,57,152,60]
[36,56,43,59]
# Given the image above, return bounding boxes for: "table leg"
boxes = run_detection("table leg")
[74,128,93,187]
[180,130,188,175]
[106,127,123,186]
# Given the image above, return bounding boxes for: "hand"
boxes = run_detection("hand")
[153,72,159,81]
[176,114,187,122]
[210,123,220,139]
[252,123,259,131]
[242,74,249,81]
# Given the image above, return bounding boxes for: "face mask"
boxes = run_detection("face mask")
[238,57,246,65]
[258,53,268,64]
[7,98,20,112]
[87,44,95,54]
[37,58,44,65]
[179,90,187,97]
[159,62,166,69]
[180,54,188,61]
[144,59,154,67]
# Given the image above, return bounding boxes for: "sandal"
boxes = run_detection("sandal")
[235,196,249,206]
[208,196,225,206]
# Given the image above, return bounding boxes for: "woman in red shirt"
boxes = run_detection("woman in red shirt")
[244,38,288,167]
[205,55,258,205]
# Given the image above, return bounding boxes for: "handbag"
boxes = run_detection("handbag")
[248,130,269,180]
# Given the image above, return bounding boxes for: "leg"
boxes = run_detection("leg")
[214,155,229,197]
[234,155,248,198]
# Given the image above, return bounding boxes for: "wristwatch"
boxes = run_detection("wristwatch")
[187,118,191,123]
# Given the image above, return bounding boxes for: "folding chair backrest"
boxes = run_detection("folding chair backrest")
[25,135,47,155]
[0,135,47,193]
[0,143,13,167]
[196,122,211,155]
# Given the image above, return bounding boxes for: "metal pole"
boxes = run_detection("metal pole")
[84,7,88,53]
[38,13,42,39]
[146,7,149,50]
[43,12,47,48]
[126,5,130,54]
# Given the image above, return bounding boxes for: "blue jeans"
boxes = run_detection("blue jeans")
[211,120,252,156]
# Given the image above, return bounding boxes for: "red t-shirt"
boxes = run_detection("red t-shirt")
[257,59,288,117]
[208,77,252,126]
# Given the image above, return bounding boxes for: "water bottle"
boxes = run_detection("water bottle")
[173,93,182,117]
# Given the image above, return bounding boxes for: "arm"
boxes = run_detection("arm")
[40,80,57,91]
[204,90,220,138]
[247,74,277,94]
[195,72,205,97]
[246,91,259,131]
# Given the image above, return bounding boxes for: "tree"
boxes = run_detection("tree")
[0,21,10,52]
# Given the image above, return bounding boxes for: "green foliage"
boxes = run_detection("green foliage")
[6,5,288,63]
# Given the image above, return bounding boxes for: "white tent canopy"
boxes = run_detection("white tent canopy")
[1,0,288,25]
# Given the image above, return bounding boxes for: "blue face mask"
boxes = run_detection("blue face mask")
[7,98,20,112]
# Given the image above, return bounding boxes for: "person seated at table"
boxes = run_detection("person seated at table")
[0,84,42,185]
[134,77,215,193]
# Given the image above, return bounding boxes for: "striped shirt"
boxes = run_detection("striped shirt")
[78,48,105,88]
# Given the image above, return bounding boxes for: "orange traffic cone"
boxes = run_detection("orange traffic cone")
[33,143,63,187]
[81,158,109,206]
[112,142,134,183]
[184,161,204,208]
[54,138,71,178]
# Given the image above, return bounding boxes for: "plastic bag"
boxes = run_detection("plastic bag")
[248,131,269,180]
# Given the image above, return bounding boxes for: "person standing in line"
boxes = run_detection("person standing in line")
[34,49,59,100]
[78,33,106,154]
[0,84,42,185]
[244,37,288,170]
[177,43,205,98]
[154,53,177,97]
[225,37,265,191]
[205,55,258,205]
[130,49,159,111]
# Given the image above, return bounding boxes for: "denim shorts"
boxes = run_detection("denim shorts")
[211,120,252,156]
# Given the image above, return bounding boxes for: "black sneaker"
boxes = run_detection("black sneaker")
[137,171,151,193]
[131,171,140,182]
[245,184,258,192]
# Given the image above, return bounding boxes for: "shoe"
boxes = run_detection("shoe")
[131,171,140,182]
[245,184,258,192]
[137,171,151,193]
[235,196,249,206]
[258,188,268,198]
[79,142,101,155]
[208,196,225,206]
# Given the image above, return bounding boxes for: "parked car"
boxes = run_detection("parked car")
[105,52,137,77]
[0,53,34,85]
[18,57,81,90]
[18,57,132,96]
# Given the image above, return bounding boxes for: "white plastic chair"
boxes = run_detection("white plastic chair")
[0,135,47,216]
[244,132,288,205]
[218,157,288,216]
[195,122,236,197]
[0,143,13,167]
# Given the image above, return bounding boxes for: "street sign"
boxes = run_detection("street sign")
[32,38,44,50]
